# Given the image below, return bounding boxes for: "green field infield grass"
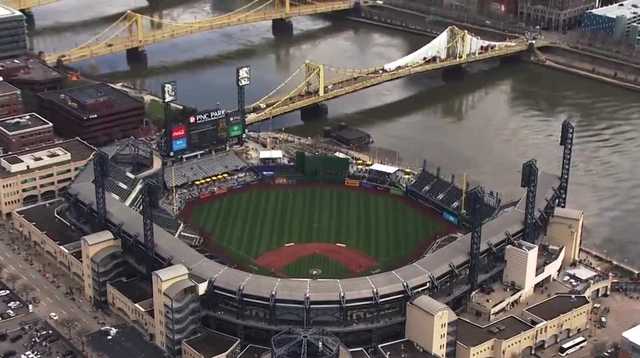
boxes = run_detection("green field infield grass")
[188,185,449,278]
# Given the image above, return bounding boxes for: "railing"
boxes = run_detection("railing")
[45,1,353,65]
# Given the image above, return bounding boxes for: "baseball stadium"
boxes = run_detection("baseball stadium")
[14,120,574,356]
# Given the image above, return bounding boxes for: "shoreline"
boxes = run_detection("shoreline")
[345,7,640,92]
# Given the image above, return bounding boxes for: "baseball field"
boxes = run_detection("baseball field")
[185,184,451,278]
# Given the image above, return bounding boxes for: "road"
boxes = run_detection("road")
[0,220,122,350]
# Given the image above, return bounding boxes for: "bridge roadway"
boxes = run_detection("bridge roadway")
[44,0,354,65]
[246,41,530,124]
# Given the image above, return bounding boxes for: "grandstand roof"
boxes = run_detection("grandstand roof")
[370,163,399,174]
[68,162,560,306]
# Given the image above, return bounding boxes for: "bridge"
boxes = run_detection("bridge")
[43,0,354,66]
[1,0,58,10]
[246,26,529,124]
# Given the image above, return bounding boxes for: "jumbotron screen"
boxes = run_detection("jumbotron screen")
[187,109,228,150]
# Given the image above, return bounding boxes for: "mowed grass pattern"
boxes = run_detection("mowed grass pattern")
[189,185,445,275]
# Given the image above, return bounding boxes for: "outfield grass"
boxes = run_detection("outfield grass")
[188,185,446,278]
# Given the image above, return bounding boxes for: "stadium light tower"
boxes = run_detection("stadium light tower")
[467,188,484,296]
[521,159,539,244]
[93,151,109,230]
[142,181,157,273]
[558,119,575,208]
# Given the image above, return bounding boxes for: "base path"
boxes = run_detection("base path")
[255,243,378,274]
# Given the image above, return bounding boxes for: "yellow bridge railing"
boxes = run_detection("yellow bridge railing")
[44,0,353,65]
[246,40,529,123]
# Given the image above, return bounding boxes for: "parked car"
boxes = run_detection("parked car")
[0,290,10,297]
[48,313,58,321]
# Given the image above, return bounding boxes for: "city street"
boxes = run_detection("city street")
[0,220,122,352]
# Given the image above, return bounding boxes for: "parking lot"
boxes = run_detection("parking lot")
[0,283,30,323]
[0,317,80,358]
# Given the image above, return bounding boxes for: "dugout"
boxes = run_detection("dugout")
[294,151,349,183]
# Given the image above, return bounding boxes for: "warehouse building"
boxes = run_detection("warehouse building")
[0,80,23,119]
[0,6,27,59]
[0,138,94,215]
[38,83,144,146]
[0,113,55,153]
[582,0,640,47]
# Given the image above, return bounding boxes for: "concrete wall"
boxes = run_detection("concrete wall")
[406,302,449,357]
[107,283,155,336]
[547,209,583,267]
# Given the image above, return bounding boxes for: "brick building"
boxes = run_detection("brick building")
[0,113,55,153]
[0,57,64,93]
[0,81,22,119]
[38,83,144,146]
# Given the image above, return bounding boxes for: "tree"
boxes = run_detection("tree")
[18,283,35,301]
[60,317,78,338]
[5,273,21,290]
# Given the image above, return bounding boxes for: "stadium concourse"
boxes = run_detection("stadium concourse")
[9,129,578,358]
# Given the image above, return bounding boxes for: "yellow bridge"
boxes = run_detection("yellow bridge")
[246,26,530,123]
[43,0,354,66]
[1,0,58,10]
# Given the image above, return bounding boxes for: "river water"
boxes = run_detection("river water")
[31,0,640,267]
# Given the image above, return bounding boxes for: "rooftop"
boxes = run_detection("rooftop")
[154,264,189,282]
[378,339,439,358]
[0,138,94,178]
[0,57,63,83]
[0,81,19,96]
[238,345,270,358]
[553,207,583,220]
[411,295,450,316]
[38,83,143,119]
[590,0,640,18]
[110,277,153,304]
[623,323,640,345]
[457,316,533,347]
[330,126,371,141]
[525,295,590,321]
[183,329,239,357]
[0,113,51,135]
[0,5,23,19]
[16,200,83,246]
[85,324,166,358]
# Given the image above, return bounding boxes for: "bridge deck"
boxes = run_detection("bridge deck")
[45,1,353,65]
[247,43,529,123]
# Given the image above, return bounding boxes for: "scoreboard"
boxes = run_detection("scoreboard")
[187,109,227,151]
[166,108,246,157]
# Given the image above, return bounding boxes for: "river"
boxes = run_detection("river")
[30,0,640,267]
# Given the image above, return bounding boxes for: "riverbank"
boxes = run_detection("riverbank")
[348,5,640,92]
